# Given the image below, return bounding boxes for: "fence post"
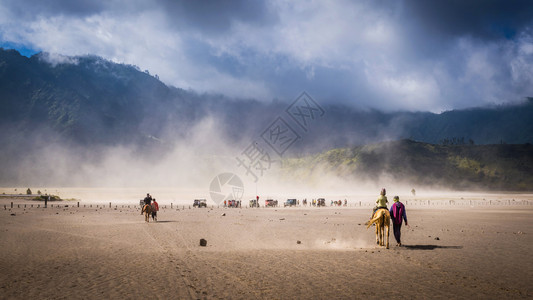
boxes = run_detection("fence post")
[11,202,13,208]
[109,202,111,208]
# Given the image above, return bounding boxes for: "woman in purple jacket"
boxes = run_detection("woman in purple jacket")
[389,196,408,246]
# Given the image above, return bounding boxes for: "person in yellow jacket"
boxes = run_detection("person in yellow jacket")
[371,188,388,219]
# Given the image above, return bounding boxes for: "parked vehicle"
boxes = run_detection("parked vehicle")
[193,199,207,208]
[265,199,278,207]
[284,198,298,207]
[317,198,326,207]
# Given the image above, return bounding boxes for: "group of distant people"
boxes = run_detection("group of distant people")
[223,200,241,208]
[371,188,408,247]
[330,199,347,206]
[142,193,159,221]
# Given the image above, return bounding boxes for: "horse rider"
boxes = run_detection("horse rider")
[371,188,389,219]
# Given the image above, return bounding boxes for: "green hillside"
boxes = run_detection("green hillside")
[282,140,533,191]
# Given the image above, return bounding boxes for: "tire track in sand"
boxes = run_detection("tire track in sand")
[140,223,197,299]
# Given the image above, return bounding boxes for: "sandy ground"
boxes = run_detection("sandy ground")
[1,198,532,299]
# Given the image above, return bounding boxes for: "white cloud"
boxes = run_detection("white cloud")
[38,52,79,67]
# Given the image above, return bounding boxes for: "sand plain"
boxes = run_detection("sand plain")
[1,196,532,299]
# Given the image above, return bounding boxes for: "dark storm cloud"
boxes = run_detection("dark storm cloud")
[155,0,277,34]
[402,0,533,40]
[2,0,107,18]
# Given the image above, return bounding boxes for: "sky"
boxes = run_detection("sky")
[1,0,532,112]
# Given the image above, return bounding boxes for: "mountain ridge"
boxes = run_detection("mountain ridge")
[1,48,533,149]
[1,49,532,189]
[282,139,533,191]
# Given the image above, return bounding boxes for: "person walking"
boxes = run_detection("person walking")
[389,196,408,246]
[151,198,159,221]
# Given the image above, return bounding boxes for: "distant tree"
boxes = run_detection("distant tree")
[442,137,466,145]
[37,190,42,195]
[26,188,32,195]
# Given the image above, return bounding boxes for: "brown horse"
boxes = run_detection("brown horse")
[365,208,390,249]
[141,204,152,222]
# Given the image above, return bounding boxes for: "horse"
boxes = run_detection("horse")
[141,204,152,222]
[365,208,390,249]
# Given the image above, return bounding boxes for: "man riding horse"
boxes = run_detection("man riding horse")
[366,188,391,248]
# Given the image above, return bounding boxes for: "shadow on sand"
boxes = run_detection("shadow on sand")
[403,245,463,250]
[151,220,176,223]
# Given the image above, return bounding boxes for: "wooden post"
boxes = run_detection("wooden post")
[171,203,173,209]
[109,202,111,208]
[11,202,13,208]
[77,202,80,207]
